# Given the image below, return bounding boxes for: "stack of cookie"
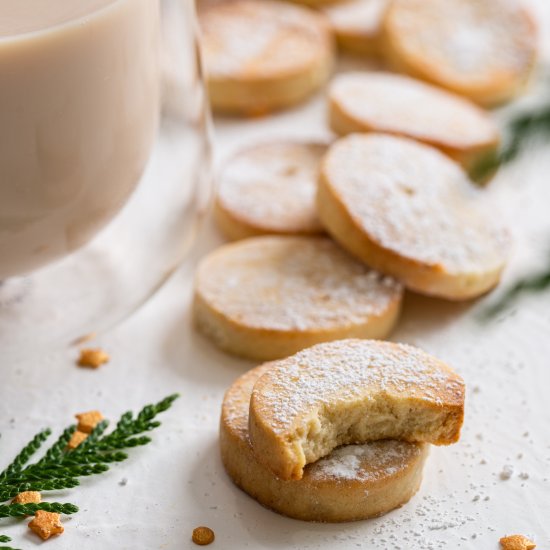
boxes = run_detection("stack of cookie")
[220,339,465,521]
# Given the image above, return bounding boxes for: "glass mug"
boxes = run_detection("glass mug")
[0,0,212,358]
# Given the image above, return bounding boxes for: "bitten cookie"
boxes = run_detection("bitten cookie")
[221,363,429,522]
[328,72,499,172]
[382,0,537,106]
[193,236,402,360]
[317,134,509,300]
[199,0,334,115]
[249,339,464,480]
[323,0,389,56]
[214,142,327,241]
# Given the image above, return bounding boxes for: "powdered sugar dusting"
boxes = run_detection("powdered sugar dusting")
[217,142,326,234]
[330,72,498,148]
[324,134,508,274]
[388,0,535,83]
[199,1,331,78]
[324,0,388,37]
[310,441,423,482]
[252,339,463,432]
[223,363,424,483]
[197,237,402,331]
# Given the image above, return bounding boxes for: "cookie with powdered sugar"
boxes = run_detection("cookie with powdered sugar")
[323,0,389,56]
[199,0,334,115]
[193,236,403,360]
[318,134,509,300]
[328,72,499,172]
[382,0,537,106]
[221,362,429,522]
[249,339,464,480]
[214,142,327,241]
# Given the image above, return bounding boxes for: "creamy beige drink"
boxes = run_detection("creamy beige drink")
[0,0,160,279]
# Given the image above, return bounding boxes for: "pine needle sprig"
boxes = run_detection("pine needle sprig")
[480,265,550,319]
[0,431,51,483]
[471,102,550,182]
[0,503,78,519]
[0,394,179,547]
[35,426,76,466]
[0,479,79,503]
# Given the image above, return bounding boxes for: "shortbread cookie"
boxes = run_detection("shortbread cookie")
[215,142,326,241]
[221,363,429,522]
[193,236,402,360]
[328,72,499,171]
[249,339,464,480]
[323,0,389,56]
[318,134,508,300]
[383,0,537,106]
[199,0,334,115]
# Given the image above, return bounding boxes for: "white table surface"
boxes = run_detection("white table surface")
[2,2,550,548]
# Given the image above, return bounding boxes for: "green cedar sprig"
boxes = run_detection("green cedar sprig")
[471,102,550,182]
[0,393,179,546]
[480,265,550,319]
[0,503,78,518]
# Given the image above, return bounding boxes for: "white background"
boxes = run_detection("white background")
[1,1,550,548]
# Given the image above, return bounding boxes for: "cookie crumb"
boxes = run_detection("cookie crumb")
[77,348,109,369]
[500,465,514,480]
[12,491,41,504]
[72,332,97,346]
[192,526,215,545]
[75,410,104,434]
[119,478,128,486]
[67,430,88,449]
[500,534,536,550]
[28,511,64,540]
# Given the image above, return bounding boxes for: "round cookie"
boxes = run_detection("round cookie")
[317,134,509,300]
[193,236,403,360]
[249,339,464,480]
[382,0,538,106]
[199,0,334,115]
[328,72,499,172]
[323,0,389,56]
[221,362,429,522]
[214,142,327,241]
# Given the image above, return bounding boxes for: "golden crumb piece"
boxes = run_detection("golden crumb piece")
[67,430,88,449]
[12,491,41,504]
[77,348,109,369]
[500,534,536,550]
[75,410,104,434]
[192,526,215,546]
[28,511,64,541]
[72,332,97,346]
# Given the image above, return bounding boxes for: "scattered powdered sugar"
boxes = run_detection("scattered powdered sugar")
[199,1,329,77]
[310,440,422,482]
[330,72,497,147]
[252,339,463,431]
[198,237,403,331]
[217,142,326,234]
[324,134,508,274]
[388,0,535,81]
